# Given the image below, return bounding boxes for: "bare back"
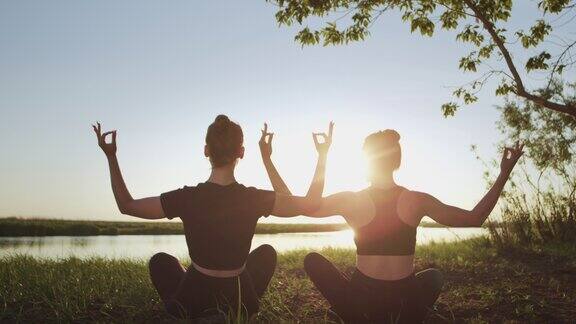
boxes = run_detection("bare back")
[333,186,422,280]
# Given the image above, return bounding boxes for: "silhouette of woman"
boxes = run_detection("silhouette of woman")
[92,115,333,319]
[261,127,523,323]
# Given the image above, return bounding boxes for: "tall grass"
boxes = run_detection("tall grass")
[489,191,576,249]
[487,167,576,249]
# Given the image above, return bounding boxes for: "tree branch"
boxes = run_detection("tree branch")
[547,39,576,91]
[464,0,576,118]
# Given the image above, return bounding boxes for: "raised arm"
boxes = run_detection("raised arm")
[259,123,292,195]
[405,142,524,227]
[271,122,334,217]
[92,123,164,220]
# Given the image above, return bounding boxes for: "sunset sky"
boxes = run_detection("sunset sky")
[0,1,567,223]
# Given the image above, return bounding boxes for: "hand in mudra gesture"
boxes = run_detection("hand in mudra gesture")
[259,123,274,159]
[92,122,117,157]
[500,141,524,174]
[313,121,334,156]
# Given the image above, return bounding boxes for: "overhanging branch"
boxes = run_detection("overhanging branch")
[464,0,576,118]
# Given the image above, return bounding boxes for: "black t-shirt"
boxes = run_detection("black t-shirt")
[160,181,276,270]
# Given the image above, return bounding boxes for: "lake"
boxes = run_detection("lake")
[0,227,486,260]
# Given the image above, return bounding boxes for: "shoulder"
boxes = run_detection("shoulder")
[332,190,375,227]
[325,191,367,207]
[241,185,275,201]
[398,189,431,205]
[397,189,436,222]
[330,191,360,200]
[242,185,273,194]
[332,190,373,214]
[162,185,196,195]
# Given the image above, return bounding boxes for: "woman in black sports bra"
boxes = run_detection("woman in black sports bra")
[262,128,524,323]
[92,115,333,320]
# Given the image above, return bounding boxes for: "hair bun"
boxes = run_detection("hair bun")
[383,129,400,143]
[214,114,230,123]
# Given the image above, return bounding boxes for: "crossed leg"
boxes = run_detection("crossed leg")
[245,244,277,298]
[149,246,277,319]
[415,268,444,309]
[304,252,362,322]
[305,253,444,323]
[149,252,185,301]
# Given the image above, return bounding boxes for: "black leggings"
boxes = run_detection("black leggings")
[149,244,277,319]
[304,252,444,323]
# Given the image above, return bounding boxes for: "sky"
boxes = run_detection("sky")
[0,1,571,223]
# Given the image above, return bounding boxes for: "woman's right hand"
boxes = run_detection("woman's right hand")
[500,141,524,174]
[259,123,274,159]
[92,122,117,157]
[313,121,334,156]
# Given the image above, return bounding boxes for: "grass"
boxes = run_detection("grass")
[0,217,445,237]
[1,238,575,323]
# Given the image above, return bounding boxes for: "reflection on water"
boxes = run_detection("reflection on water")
[0,228,487,260]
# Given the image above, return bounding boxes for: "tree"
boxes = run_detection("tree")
[267,0,576,118]
[479,82,576,246]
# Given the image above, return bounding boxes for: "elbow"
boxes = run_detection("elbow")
[118,199,136,216]
[118,203,133,216]
[468,213,485,227]
[470,221,483,228]
[302,198,322,215]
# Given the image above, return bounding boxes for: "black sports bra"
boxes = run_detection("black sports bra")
[354,186,417,256]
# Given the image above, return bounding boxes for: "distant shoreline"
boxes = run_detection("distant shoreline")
[0,217,446,237]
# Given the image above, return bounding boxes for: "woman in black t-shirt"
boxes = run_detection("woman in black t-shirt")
[92,115,333,319]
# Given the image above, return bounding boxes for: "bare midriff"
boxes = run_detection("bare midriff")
[191,259,245,278]
[356,254,415,280]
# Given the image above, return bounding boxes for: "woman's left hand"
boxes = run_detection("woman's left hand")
[500,141,524,174]
[313,121,334,156]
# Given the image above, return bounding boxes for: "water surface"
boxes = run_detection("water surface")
[0,228,486,260]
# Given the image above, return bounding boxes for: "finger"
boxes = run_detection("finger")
[92,125,102,143]
[505,147,513,159]
[328,121,334,138]
[312,133,319,146]
[316,133,328,143]
[264,123,268,134]
[515,146,525,158]
[268,133,274,144]
[93,123,102,136]
[260,129,266,143]
[102,131,116,143]
[97,122,101,135]
[112,130,117,144]
[502,148,509,159]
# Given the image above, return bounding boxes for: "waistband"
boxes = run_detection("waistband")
[190,259,245,278]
